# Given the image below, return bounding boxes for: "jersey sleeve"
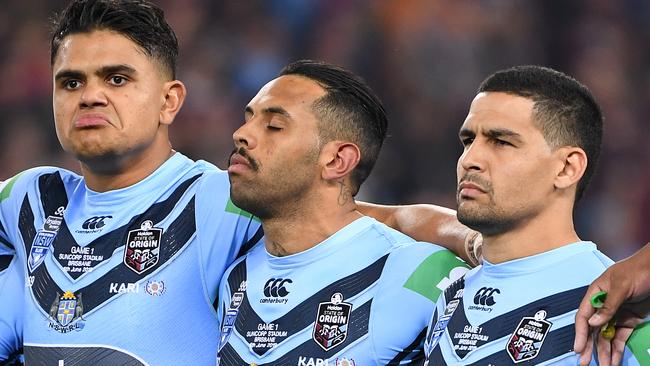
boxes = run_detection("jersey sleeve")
[0,252,24,361]
[370,244,470,364]
[194,170,261,303]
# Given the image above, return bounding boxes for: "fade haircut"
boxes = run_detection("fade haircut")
[280,60,388,195]
[478,65,603,202]
[51,0,178,79]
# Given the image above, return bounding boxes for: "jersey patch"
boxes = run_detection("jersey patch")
[313,293,352,351]
[123,220,163,274]
[28,210,65,273]
[48,290,85,333]
[506,310,552,363]
[403,250,469,302]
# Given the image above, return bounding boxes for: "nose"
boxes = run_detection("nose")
[232,122,257,150]
[79,80,108,108]
[458,140,485,173]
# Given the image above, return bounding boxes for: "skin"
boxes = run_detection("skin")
[574,242,650,366]
[228,75,363,256]
[456,92,586,264]
[52,29,186,192]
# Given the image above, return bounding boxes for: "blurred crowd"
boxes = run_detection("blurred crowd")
[0,0,648,259]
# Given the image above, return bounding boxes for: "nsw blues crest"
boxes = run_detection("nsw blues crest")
[28,212,64,273]
[48,291,86,333]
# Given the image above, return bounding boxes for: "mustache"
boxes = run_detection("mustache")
[230,147,259,171]
[457,174,492,194]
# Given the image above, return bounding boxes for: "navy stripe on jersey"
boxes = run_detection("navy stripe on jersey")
[387,327,427,365]
[236,226,264,259]
[38,172,69,220]
[448,286,588,358]
[230,254,388,356]
[467,323,576,365]
[0,219,15,251]
[428,341,448,366]
[0,255,12,271]
[49,174,201,279]
[25,345,145,366]
[28,197,196,316]
[218,300,373,366]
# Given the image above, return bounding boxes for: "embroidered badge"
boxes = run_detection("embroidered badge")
[313,293,352,351]
[48,290,85,333]
[28,207,64,273]
[123,220,162,274]
[506,310,552,363]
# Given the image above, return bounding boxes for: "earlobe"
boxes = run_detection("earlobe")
[554,147,588,190]
[160,80,187,126]
[321,142,361,181]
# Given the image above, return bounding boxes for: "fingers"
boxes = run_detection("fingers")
[588,288,627,328]
[610,327,634,366]
[575,288,598,352]
[596,324,614,366]
[578,330,594,366]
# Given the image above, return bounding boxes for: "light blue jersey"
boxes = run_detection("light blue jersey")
[0,152,261,365]
[216,216,469,365]
[423,241,650,365]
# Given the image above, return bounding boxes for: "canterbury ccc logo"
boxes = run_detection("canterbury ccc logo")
[473,287,500,306]
[82,215,113,230]
[263,278,292,297]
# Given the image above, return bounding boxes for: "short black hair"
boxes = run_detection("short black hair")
[478,65,603,202]
[280,60,388,194]
[51,0,178,79]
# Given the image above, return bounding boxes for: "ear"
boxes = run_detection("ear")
[320,141,361,181]
[159,80,187,126]
[554,146,588,190]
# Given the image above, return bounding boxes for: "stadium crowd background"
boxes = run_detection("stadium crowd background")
[0,0,647,259]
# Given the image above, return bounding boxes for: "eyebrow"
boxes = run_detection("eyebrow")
[244,105,292,119]
[459,127,524,143]
[483,128,523,143]
[54,64,137,82]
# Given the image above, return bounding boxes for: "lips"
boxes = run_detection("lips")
[457,180,488,199]
[74,114,110,128]
[228,153,252,174]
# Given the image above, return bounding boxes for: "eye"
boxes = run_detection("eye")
[63,79,82,90]
[492,139,513,147]
[266,124,282,131]
[108,75,128,86]
[460,137,474,147]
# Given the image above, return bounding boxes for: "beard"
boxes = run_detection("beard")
[229,146,319,220]
[456,173,519,237]
[457,202,519,237]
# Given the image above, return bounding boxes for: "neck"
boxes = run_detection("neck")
[481,201,580,263]
[262,190,362,257]
[81,143,174,192]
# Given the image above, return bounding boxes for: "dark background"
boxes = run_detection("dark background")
[1,0,648,259]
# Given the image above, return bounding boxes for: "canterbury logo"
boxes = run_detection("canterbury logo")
[473,287,500,306]
[81,216,113,230]
[263,278,292,297]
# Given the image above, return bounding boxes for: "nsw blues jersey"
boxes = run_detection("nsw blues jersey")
[0,152,261,365]
[216,216,469,365]
[423,241,650,365]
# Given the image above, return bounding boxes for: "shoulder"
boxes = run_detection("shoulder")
[1,166,80,204]
[390,243,470,303]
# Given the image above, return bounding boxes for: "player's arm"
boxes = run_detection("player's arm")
[0,240,23,363]
[574,242,650,366]
[357,202,481,265]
